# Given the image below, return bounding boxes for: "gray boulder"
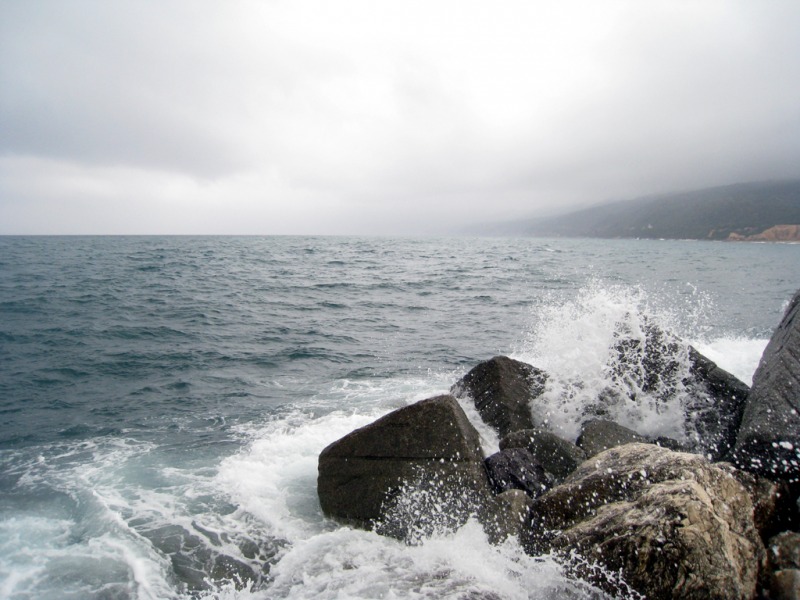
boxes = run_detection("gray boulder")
[685,346,750,461]
[500,428,586,480]
[317,395,492,538]
[576,419,645,457]
[734,290,800,478]
[484,448,553,497]
[530,443,765,600]
[451,356,546,438]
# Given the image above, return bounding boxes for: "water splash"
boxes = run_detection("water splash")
[515,283,705,442]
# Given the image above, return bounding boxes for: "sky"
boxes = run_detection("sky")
[1,1,799,235]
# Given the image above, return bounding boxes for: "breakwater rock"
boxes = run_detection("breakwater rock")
[317,289,800,598]
[531,443,764,599]
[734,290,800,479]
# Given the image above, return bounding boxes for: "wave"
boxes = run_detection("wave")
[513,282,764,442]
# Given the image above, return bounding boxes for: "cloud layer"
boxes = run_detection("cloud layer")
[2,0,799,234]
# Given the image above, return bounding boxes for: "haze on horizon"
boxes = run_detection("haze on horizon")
[1,1,799,236]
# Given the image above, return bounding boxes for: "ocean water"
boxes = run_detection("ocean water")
[0,235,798,600]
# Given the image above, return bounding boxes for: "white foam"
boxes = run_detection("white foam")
[513,283,706,442]
[690,337,767,386]
[265,521,598,600]
[216,410,379,541]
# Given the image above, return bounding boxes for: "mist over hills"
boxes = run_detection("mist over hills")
[482,180,800,240]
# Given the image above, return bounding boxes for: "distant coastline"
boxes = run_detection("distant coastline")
[474,180,800,241]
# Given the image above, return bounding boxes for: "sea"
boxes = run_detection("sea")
[1,235,798,600]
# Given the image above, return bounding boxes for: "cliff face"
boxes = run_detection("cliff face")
[728,224,800,242]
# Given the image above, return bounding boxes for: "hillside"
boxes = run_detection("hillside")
[505,180,800,241]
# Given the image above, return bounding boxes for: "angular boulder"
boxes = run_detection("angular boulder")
[317,395,492,537]
[734,290,800,479]
[576,419,645,457]
[484,448,552,497]
[530,443,765,600]
[451,355,546,438]
[684,347,751,461]
[500,428,586,481]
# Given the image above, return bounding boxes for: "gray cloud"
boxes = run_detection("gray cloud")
[2,0,799,234]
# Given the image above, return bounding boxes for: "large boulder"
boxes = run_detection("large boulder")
[500,428,586,481]
[451,356,546,438]
[530,443,765,600]
[683,346,750,461]
[576,419,645,457]
[734,290,800,479]
[317,395,492,538]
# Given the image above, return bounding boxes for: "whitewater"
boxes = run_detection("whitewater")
[0,235,798,599]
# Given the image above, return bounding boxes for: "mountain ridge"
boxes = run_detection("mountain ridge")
[485,180,800,240]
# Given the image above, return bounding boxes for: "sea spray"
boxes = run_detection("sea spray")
[515,283,704,442]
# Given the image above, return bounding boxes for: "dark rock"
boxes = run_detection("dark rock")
[734,290,800,479]
[606,318,749,461]
[317,395,492,538]
[530,443,765,600]
[451,356,546,438]
[732,469,796,540]
[610,319,683,401]
[484,448,553,497]
[576,419,645,457]
[481,489,533,545]
[769,532,800,571]
[769,569,800,600]
[768,537,800,600]
[650,436,690,452]
[500,428,586,480]
[685,346,750,461]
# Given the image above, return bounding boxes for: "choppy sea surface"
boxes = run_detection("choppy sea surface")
[1,235,798,600]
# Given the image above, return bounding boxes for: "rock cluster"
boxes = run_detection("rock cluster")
[318,289,800,599]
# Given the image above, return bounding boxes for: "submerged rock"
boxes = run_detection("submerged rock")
[500,428,586,481]
[530,443,765,600]
[576,419,645,457]
[451,356,546,438]
[734,289,800,479]
[317,395,492,537]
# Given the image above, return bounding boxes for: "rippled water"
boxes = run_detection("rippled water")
[0,235,798,599]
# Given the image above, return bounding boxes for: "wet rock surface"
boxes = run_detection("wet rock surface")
[484,448,552,497]
[576,419,646,457]
[451,356,546,438]
[500,428,586,481]
[684,346,751,461]
[317,394,491,534]
[767,532,800,600]
[530,443,765,600]
[735,289,800,479]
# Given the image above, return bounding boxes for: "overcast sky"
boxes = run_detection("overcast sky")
[1,1,799,235]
